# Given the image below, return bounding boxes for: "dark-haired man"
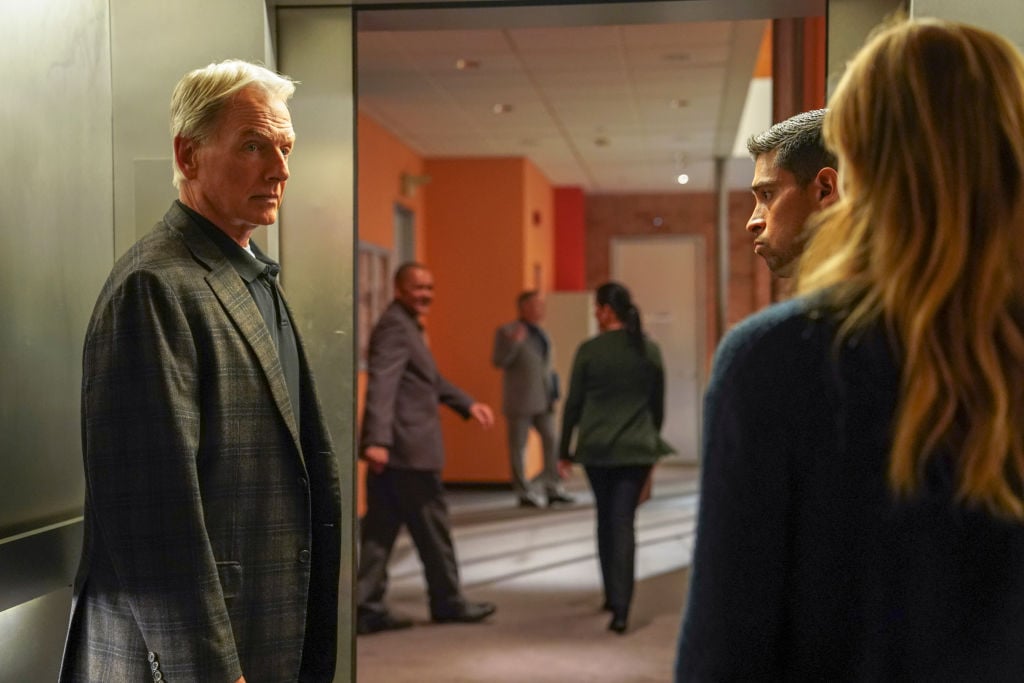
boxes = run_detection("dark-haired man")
[356,262,497,634]
[746,109,839,277]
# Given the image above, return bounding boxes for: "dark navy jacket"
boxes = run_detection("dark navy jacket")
[676,296,1024,682]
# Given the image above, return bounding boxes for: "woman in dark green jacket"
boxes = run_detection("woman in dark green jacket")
[558,281,673,634]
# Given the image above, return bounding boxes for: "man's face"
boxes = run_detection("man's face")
[519,295,545,325]
[396,267,434,317]
[182,86,295,235]
[746,150,824,277]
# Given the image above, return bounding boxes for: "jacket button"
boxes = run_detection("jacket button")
[153,672,163,682]
[147,652,157,663]
[299,549,311,564]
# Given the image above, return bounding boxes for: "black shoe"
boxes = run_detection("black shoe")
[547,490,576,506]
[356,611,413,635]
[432,601,497,624]
[518,493,544,508]
[608,615,628,634]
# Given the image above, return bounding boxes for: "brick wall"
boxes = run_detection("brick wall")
[584,190,771,365]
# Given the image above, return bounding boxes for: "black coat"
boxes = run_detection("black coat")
[677,296,1024,682]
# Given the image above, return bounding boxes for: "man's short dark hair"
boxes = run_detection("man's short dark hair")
[517,290,538,308]
[746,109,837,186]
[394,261,427,287]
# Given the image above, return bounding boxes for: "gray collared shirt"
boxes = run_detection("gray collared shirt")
[178,201,301,431]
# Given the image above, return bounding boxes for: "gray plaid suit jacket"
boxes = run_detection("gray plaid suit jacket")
[59,203,342,682]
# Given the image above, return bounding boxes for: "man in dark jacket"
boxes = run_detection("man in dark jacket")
[60,60,342,683]
[356,262,497,634]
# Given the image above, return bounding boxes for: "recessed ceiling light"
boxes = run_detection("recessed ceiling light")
[492,103,513,114]
[455,58,480,70]
[677,173,690,185]
[669,98,689,109]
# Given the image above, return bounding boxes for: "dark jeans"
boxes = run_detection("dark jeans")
[356,468,464,618]
[585,464,653,620]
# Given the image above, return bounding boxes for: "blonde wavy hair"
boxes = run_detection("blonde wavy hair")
[169,59,296,188]
[797,18,1024,518]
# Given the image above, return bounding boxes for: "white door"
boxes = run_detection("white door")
[612,236,703,462]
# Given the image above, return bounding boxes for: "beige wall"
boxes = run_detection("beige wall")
[910,0,1024,46]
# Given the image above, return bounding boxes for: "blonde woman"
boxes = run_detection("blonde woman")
[676,18,1024,680]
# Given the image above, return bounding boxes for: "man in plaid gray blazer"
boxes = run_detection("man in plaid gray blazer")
[59,60,342,682]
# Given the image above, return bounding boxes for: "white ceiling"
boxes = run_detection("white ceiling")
[355,1,825,194]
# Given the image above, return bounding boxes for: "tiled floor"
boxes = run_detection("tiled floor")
[356,462,699,682]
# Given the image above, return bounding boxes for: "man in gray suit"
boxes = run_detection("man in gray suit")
[356,262,497,634]
[60,61,342,683]
[492,291,574,507]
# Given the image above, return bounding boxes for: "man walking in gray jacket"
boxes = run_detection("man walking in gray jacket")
[493,291,574,508]
[356,262,497,634]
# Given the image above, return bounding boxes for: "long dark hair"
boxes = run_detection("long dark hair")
[596,281,644,352]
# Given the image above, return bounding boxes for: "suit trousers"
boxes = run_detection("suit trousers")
[584,464,653,620]
[357,468,464,617]
[505,411,559,496]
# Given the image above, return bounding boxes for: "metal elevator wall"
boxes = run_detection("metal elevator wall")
[0,1,112,678]
[0,1,357,679]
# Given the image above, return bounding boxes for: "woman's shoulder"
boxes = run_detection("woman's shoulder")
[579,329,623,351]
[713,296,835,381]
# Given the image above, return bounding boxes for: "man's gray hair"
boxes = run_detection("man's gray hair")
[746,109,837,186]
[170,59,297,188]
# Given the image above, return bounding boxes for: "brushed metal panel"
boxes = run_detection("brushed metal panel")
[1,0,109,674]
[109,0,273,257]
[910,0,1024,46]
[0,588,74,682]
[0,0,110,539]
[0,521,82,612]
[276,7,357,680]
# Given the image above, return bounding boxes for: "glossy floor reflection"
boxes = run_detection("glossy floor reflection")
[356,462,699,683]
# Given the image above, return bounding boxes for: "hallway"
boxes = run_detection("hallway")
[356,463,699,682]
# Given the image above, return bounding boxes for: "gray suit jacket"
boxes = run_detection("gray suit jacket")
[492,321,556,416]
[361,300,474,471]
[60,203,342,682]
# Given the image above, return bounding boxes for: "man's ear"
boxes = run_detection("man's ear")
[173,135,201,181]
[814,167,840,208]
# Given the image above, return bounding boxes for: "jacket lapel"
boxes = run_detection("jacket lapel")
[166,205,304,460]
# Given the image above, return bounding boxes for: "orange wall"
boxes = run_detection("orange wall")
[355,113,430,511]
[523,160,556,293]
[423,157,553,482]
[357,113,771,487]
[518,161,556,481]
[358,113,427,250]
